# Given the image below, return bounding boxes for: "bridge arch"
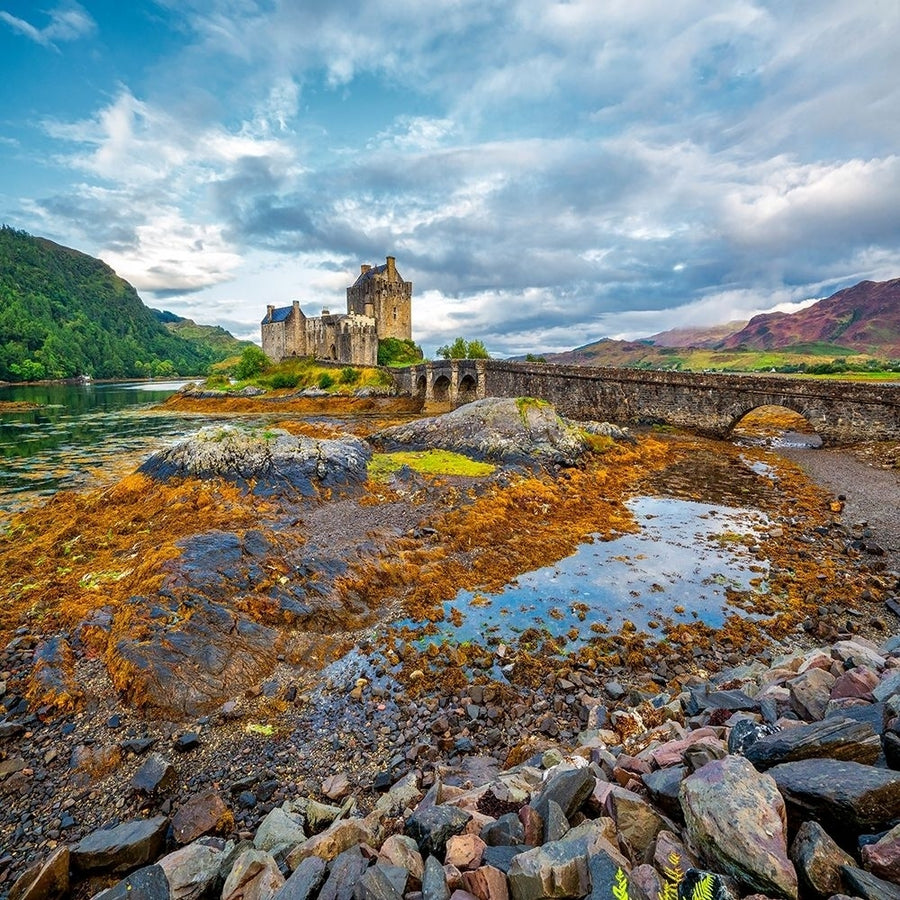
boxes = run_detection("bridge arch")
[725,398,818,437]
[414,373,427,399]
[458,373,478,403]
[728,403,823,446]
[432,374,452,402]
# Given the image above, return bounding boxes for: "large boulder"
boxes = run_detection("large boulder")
[371,398,592,466]
[744,717,881,770]
[140,426,372,498]
[680,756,797,899]
[71,815,169,874]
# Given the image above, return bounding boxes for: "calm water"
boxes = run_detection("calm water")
[0,380,221,512]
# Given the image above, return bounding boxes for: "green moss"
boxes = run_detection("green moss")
[369,450,495,480]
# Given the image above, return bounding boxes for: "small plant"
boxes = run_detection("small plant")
[318,372,335,389]
[339,366,361,385]
[268,372,300,389]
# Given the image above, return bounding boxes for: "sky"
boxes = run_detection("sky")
[2,1,900,356]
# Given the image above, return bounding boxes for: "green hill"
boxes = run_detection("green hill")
[0,226,244,381]
[151,308,253,357]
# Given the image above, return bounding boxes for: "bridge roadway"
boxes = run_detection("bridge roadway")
[390,359,900,445]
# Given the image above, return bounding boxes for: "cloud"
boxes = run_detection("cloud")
[0,1,95,49]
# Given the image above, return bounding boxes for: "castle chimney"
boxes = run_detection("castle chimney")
[386,256,397,279]
[322,308,330,317]
[266,304,275,319]
[360,264,371,275]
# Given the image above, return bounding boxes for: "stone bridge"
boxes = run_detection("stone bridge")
[391,360,900,445]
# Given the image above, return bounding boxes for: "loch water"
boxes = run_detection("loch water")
[0,380,212,512]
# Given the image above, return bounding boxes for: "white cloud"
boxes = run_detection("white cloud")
[0,1,95,49]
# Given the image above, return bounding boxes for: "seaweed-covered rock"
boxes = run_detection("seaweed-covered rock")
[372,398,591,466]
[140,426,372,498]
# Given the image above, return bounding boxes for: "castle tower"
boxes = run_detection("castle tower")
[346,256,412,341]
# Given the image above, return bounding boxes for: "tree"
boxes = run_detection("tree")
[235,345,270,380]
[436,337,490,359]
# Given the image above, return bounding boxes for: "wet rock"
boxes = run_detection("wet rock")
[255,805,307,857]
[26,637,81,710]
[71,815,168,873]
[96,864,170,900]
[744,717,881,769]
[222,848,285,900]
[171,789,232,844]
[788,669,836,721]
[507,840,591,900]
[140,426,373,498]
[406,806,473,858]
[840,865,900,900]
[158,842,225,900]
[861,823,900,883]
[769,759,900,834]
[8,846,69,900]
[130,752,176,794]
[727,719,779,756]
[372,398,590,467]
[680,756,797,899]
[789,820,856,899]
[273,856,328,900]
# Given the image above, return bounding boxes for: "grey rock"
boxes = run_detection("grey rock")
[680,756,797,899]
[482,812,526,847]
[158,842,225,900]
[508,840,591,900]
[874,671,900,703]
[254,805,307,857]
[531,767,596,821]
[95,864,169,900]
[841,865,900,900]
[606,786,673,861]
[405,805,472,858]
[8,846,69,900]
[273,856,328,900]
[354,865,404,900]
[543,800,570,843]
[727,719,779,755]
[319,846,370,900]
[221,848,285,900]
[422,854,451,900]
[789,820,856,899]
[131,752,176,794]
[826,702,887,735]
[71,815,169,874]
[769,758,900,834]
[701,690,758,711]
[587,847,632,900]
[745,717,881,769]
[482,846,531,874]
[641,766,686,821]
[788,668,836,721]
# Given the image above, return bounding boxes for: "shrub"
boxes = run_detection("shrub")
[318,372,334,389]
[339,366,360,384]
[235,345,270,380]
[268,372,300,389]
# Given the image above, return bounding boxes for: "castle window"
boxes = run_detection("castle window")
[393,306,398,320]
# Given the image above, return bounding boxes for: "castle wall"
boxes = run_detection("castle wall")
[302,314,378,367]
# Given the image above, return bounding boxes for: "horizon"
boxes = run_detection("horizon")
[2,3,900,357]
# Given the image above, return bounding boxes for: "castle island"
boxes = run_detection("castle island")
[261,255,412,366]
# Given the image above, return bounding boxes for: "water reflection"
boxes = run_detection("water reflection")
[413,496,770,650]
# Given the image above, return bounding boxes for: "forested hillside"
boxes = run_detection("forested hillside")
[0,226,237,381]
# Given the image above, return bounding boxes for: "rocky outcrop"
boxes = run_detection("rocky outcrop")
[371,398,620,466]
[140,426,372,499]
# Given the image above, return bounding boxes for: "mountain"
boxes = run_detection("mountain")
[0,226,244,381]
[648,320,748,348]
[151,309,252,357]
[721,278,900,356]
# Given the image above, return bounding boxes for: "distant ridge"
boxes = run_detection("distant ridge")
[0,226,246,381]
[648,320,748,348]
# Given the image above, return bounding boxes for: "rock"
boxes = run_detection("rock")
[641,767,687,821]
[507,840,591,900]
[273,856,328,900]
[306,799,343,832]
[788,669,836,721]
[769,759,900,834]
[378,835,425,884]
[531,767,596,821]
[96,864,170,900]
[26,637,82,711]
[701,689,759,712]
[405,805,473,858]
[322,772,352,801]
[543,801,570,843]
[606,786,672,861]
[482,813,526,848]
[446,835,486,871]
[172,789,232,844]
[680,756,797,899]
[874,670,900,703]
[463,865,510,900]
[131,752,176,794]
[254,805,307,857]
[158,843,225,900]
[175,732,201,752]
[840,865,900,900]
[372,398,590,467]
[744,717,881,769]
[885,732,900,771]
[355,864,406,900]
[832,668,880,701]
[222,848,285,900]
[586,846,632,900]
[861,823,900,883]
[789,820,856,899]
[319,846,370,900]
[287,817,375,868]
[630,865,662,900]
[8,846,69,900]
[727,719,780,755]
[832,641,886,671]
[676,869,737,900]
[71,815,169,873]
[140,426,373,498]
[423,854,452,900]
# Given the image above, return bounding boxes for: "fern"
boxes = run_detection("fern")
[613,868,630,900]
[661,851,684,900]
[689,874,714,900]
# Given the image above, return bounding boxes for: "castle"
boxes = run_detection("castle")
[260,256,412,367]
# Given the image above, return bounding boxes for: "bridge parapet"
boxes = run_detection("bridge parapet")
[388,360,900,445]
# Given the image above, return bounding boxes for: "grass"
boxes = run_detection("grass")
[208,356,392,393]
[368,450,496,481]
